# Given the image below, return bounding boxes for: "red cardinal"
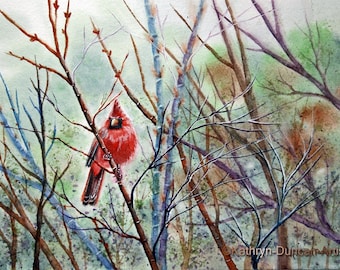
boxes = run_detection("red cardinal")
[81,98,138,205]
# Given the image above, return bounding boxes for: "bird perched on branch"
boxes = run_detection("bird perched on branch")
[81,98,138,205]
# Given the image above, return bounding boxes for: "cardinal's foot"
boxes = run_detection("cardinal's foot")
[103,153,112,161]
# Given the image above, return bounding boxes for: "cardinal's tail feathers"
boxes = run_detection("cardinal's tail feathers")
[81,167,105,205]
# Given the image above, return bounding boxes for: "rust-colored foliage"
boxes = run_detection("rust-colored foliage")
[300,102,339,131]
[284,102,337,162]
[207,61,241,102]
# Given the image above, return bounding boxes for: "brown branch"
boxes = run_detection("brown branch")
[62,0,71,59]
[93,219,117,268]
[0,200,62,270]
[0,9,58,57]
[130,35,157,114]
[47,0,61,57]
[176,143,238,270]
[91,20,157,125]
[44,215,80,270]
[21,183,80,270]
[122,0,148,33]
[0,157,62,269]
[7,51,69,82]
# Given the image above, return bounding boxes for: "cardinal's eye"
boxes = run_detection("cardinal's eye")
[109,117,123,129]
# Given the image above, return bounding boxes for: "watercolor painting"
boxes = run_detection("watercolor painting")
[0,1,339,269]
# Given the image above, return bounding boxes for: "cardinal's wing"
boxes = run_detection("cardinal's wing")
[86,140,99,167]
